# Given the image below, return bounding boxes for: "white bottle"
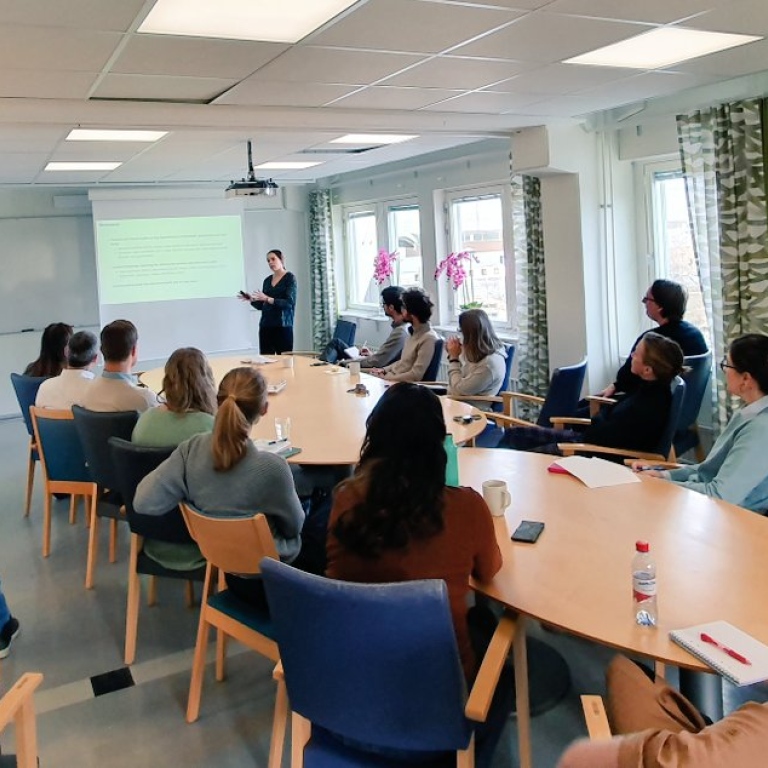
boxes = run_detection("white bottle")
[632,541,658,627]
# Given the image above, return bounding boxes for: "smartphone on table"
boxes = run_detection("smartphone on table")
[511,520,545,543]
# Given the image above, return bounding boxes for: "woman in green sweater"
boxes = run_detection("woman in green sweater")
[132,347,217,569]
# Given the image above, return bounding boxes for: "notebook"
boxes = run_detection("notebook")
[267,380,287,395]
[669,620,768,686]
[549,456,640,488]
[253,439,293,455]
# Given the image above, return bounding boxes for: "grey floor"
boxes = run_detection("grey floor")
[0,417,765,767]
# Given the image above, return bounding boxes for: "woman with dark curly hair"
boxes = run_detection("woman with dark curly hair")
[327,383,502,682]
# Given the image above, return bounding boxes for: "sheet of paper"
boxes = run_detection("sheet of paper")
[241,355,277,365]
[552,456,641,488]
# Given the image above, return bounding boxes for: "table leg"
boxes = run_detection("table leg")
[679,669,723,722]
[514,615,532,768]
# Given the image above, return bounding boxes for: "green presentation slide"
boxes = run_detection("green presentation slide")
[96,216,244,305]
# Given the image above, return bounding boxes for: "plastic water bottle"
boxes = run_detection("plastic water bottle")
[632,541,658,627]
[444,435,460,487]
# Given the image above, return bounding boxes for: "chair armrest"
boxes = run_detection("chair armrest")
[486,412,535,428]
[506,392,546,406]
[549,417,592,428]
[585,395,616,417]
[287,351,319,358]
[448,395,502,405]
[558,444,666,462]
[581,695,612,740]
[623,459,683,470]
[272,661,284,682]
[465,611,516,723]
[0,672,44,730]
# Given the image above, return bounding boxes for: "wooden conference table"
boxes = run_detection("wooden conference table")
[140,354,486,464]
[459,448,768,768]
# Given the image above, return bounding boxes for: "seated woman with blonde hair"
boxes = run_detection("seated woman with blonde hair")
[134,366,306,603]
[636,333,768,513]
[446,308,507,407]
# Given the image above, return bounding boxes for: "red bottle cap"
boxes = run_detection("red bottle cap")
[636,541,649,553]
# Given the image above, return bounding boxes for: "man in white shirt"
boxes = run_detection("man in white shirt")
[35,330,98,409]
[81,319,158,412]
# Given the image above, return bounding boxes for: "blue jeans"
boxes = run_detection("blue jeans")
[0,579,10,628]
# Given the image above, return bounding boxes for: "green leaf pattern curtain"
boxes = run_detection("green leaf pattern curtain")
[677,98,768,430]
[512,169,548,418]
[308,189,338,351]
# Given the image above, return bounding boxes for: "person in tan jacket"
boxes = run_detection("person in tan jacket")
[558,655,768,768]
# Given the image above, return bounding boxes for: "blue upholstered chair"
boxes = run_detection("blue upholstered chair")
[261,559,516,768]
[558,376,687,463]
[674,351,713,461]
[333,318,357,348]
[178,502,285,763]
[72,406,139,589]
[9,373,49,517]
[29,407,95,559]
[422,337,445,382]
[109,437,205,665]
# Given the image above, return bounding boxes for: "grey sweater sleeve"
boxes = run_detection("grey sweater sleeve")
[447,358,495,396]
[134,446,188,516]
[386,335,437,382]
[255,455,306,560]
[361,326,407,368]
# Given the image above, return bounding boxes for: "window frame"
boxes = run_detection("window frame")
[341,197,422,313]
[442,183,516,330]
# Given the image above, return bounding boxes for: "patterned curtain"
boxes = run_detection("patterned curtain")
[512,167,548,418]
[677,98,768,431]
[308,189,338,351]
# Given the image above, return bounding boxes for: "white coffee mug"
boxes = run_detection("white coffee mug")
[349,361,361,375]
[482,479,511,517]
[282,356,294,369]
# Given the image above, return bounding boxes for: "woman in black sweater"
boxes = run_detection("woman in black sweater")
[240,249,297,354]
[501,332,684,455]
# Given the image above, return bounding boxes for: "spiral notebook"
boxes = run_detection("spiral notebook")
[670,620,768,686]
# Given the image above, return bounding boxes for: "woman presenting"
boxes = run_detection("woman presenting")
[240,249,297,354]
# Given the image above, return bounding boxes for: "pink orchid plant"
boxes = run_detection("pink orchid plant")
[373,248,397,285]
[434,251,478,290]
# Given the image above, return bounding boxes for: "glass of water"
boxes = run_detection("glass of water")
[274,417,291,441]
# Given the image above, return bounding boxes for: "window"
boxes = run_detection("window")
[342,201,422,309]
[649,169,711,343]
[446,189,513,326]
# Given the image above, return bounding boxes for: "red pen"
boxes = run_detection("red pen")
[700,633,751,665]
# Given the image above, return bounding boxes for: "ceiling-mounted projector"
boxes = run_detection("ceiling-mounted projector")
[226,140,279,198]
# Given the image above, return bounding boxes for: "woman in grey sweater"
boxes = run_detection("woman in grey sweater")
[134,366,305,605]
[446,309,507,407]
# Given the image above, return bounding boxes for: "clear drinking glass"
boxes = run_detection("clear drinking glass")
[274,417,291,441]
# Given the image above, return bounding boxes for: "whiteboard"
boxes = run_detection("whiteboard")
[0,216,98,334]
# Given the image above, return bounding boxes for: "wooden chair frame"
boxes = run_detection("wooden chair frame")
[179,503,286,768]
[30,407,97,560]
[0,672,44,768]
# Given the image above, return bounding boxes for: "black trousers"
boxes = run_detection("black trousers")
[259,326,294,355]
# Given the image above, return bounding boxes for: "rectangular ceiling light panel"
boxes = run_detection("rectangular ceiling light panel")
[45,162,122,171]
[139,0,359,43]
[255,161,323,170]
[565,28,762,70]
[66,129,168,142]
[330,133,418,145]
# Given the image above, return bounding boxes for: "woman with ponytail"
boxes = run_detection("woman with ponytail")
[134,367,305,605]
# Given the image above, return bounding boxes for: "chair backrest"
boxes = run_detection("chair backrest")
[537,357,588,427]
[492,343,516,413]
[652,375,687,460]
[677,351,712,434]
[73,406,139,491]
[333,319,357,348]
[180,502,278,574]
[10,373,49,437]
[261,559,472,753]
[30,407,92,484]
[108,437,191,542]
[422,337,445,382]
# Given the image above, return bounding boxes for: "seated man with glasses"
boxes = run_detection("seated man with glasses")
[345,286,408,370]
[598,279,707,400]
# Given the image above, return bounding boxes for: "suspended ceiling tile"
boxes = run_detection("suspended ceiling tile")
[383,56,528,89]
[453,14,651,63]
[92,73,238,102]
[113,36,289,79]
[441,0,552,8]
[543,0,714,24]
[490,63,635,94]
[0,153,49,182]
[0,0,145,31]
[522,93,623,117]
[328,85,465,110]
[0,69,99,99]
[309,0,521,55]
[215,80,357,107]
[422,90,547,113]
[683,1,768,36]
[248,47,423,86]
[0,26,121,72]
[578,71,713,103]
[0,126,70,153]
